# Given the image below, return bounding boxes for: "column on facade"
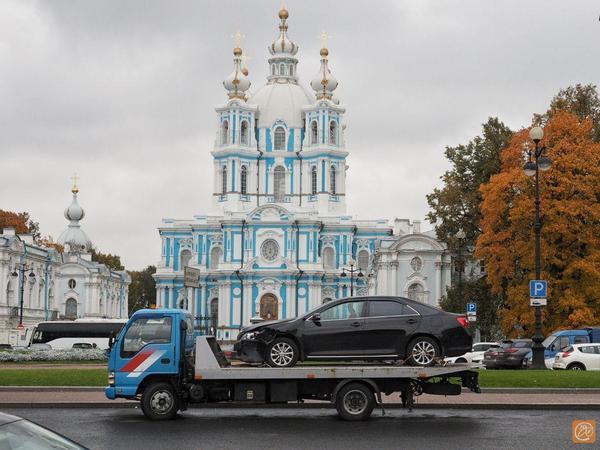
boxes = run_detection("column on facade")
[435,262,442,305]
[242,281,252,326]
[391,261,399,296]
[285,281,293,319]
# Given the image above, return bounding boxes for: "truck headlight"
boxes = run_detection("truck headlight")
[108,371,115,386]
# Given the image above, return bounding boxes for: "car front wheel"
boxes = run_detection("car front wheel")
[406,337,440,367]
[567,362,586,371]
[265,337,299,367]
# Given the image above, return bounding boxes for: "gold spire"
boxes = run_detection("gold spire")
[279,1,289,19]
[70,173,80,194]
[319,31,329,57]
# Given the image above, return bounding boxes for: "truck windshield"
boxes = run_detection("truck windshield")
[542,335,557,348]
[121,317,172,358]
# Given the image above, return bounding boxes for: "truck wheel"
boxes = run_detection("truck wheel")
[335,383,375,421]
[406,337,440,367]
[568,363,586,371]
[266,337,299,368]
[141,382,179,420]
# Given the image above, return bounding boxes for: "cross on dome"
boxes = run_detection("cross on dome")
[310,32,338,100]
[222,30,251,100]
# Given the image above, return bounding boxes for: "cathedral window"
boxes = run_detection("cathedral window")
[221,120,229,145]
[221,166,227,195]
[240,120,249,145]
[330,165,336,195]
[289,66,294,76]
[273,166,285,202]
[323,246,335,270]
[180,249,192,269]
[210,247,222,269]
[311,166,317,195]
[274,126,286,151]
[280,63,285,75]
[358,249,369,271]
[329,121,337,145]
[311,121,318,145]
[240,165,247,195]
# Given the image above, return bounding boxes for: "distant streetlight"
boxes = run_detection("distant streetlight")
[11,264,36,329]
[523,125,552,370]
[340,258,363,297]
[454,229,466,305]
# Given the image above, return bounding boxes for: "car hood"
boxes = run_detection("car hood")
[239,318,297,335]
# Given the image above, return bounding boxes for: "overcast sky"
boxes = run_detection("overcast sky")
[1,0,599,270]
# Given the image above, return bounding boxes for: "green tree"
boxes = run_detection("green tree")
[128,265,157,314]
[90,248,124,271]
[427,117,513,338]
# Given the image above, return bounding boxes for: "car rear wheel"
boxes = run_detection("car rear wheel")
[455,357,468,364]
[141,382,179,420]
[406,336,440,367]
[335,383,376,421]
[265,337,299,368]
[567,362,586,371]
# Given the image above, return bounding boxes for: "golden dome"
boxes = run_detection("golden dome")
[233,47,242,56]
[320,47,329,57]
[241,68,249,76]
[279,8,289,19]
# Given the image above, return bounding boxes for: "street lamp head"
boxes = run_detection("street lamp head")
[529,126,544,143]
[28,270,35,278]
[340,270,347,278]
[358,271,364,278]
[538,155,552,172]
[11,271,18,277]
[523,161,536,177]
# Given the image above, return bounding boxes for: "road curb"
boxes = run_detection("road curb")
[2,402,599,411]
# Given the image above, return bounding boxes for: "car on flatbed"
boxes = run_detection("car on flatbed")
[234,296,472,367]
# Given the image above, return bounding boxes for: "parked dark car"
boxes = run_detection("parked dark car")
[483,339,533,369]
[0,411,87,449]
[234,296,472,367]
[0,344,13,350]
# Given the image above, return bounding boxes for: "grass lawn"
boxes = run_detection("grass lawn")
[0,367,598,388]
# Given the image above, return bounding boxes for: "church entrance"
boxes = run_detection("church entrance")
[259,294,278,320]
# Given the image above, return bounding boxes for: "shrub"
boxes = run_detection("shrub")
[0,348,107,362]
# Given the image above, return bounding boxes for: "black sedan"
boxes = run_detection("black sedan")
[234,296,472,367]
[483,339,533,369]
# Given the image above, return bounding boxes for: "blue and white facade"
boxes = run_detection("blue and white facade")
[154,9,453,340]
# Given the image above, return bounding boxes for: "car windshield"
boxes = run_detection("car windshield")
[542,335,557,348]
[0,419,86,449]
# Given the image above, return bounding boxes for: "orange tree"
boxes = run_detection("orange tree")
[476,111,600,337]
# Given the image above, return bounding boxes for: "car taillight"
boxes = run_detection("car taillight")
[456,316,469,328]
[505,348,519,353]
[562,351,571,358]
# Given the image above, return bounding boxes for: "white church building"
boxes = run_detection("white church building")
[154,8,453,340]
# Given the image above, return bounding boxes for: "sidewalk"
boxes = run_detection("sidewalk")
[1,387,599,409]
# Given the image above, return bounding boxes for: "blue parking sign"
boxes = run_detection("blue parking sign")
[529,280,547,298]
[467,302,477,313]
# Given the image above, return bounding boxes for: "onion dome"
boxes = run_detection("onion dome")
[310,46,338,100]
[269,8,298,56]
[57,179,92,252]
[223,46,251,100]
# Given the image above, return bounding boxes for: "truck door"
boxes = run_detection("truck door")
[115,315,176,392]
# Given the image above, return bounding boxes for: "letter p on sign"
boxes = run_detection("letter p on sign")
[530,280,547,298]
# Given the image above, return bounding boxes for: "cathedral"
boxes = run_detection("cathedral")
[154,8,453,340]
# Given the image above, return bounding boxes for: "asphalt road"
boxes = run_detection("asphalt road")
[2,407,592,450]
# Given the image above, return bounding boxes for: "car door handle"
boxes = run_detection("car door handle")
[350,322,361,327]
[161,358,170,364]
[406,318,418,324]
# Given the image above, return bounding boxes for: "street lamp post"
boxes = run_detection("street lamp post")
[340,258,364,297]
[523,126,552,370]
[454,229,466,304]
[11,264,36,330]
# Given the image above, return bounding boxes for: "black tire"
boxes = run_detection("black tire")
[406,336,441,367]
[567,362,586,371]
[265,337,299,368]
[140,382,180,420]
[455,358,468,364]
[335,382,376,421]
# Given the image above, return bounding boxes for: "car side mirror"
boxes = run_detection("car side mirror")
[108,332,115,350]
[310,313,321,323]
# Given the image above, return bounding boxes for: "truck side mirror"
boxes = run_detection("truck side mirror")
[108,332,115,350]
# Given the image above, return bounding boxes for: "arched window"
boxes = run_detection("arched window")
[289,66,294,76]
[260,294,278,320]
[358,249,369,271]
[209,298,218,334]
[274,126,286,151]
[329,121,337,145]
[323,246,335,270]
[311,166,318,195]
[330,165,336,195]
[180,249,191,269]
[273,166,285,202]
[65,298,77,319]
[240,120,249,145]
[279,63,285,76]
[240,165,247,195]
[408,283,425,302]
[271,65,276,76]
[221,166,227,195]
[221,120,229,145]
[311,121,318,144]
[210,246,222,269]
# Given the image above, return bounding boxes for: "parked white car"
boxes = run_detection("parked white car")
[445,342,500,364]
[552,343,600,370]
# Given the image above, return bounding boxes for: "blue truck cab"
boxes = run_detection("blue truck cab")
[105,309,195,401]
[523,328,598,367]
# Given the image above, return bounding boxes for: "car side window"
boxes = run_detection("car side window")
[121,317,172,358]
[580,346,595,354]
[368,301,407,317]
[320,301,367,321]
[574,336,588,344]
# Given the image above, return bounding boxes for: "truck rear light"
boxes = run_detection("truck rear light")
[456,316,469,328]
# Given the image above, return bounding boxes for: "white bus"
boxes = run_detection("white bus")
[30,319,127,350]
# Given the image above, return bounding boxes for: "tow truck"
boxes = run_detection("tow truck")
[105,309,481,421]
